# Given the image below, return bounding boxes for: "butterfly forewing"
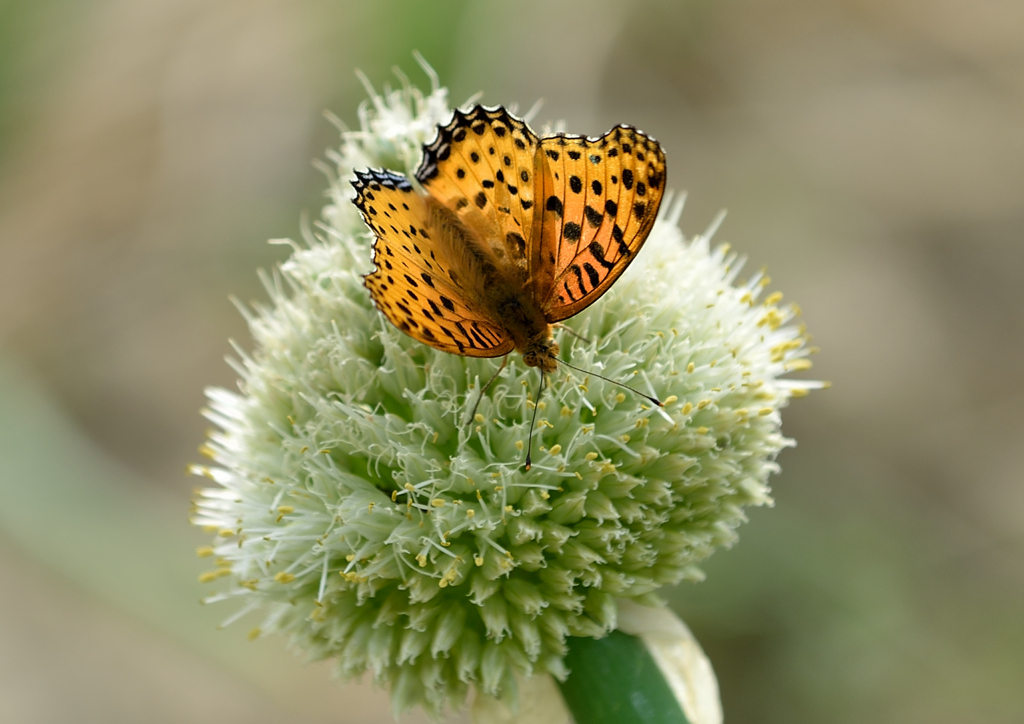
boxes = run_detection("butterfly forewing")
[416,106,541,271]
[353,169,515,358]
[532,126,666,322]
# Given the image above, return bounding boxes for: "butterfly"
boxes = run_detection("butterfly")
[352,105,667,467]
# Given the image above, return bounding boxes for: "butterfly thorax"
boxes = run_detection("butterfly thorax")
[482,277,560,373]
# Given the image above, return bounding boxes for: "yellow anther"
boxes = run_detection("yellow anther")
[299,446,309,454]
[663,395,678,405]
[247,628,261,641]
[431,499,446,507]
[541,490,550,499]
[475,413,485,423]
[619,434,631,443]
[277,505,294,514]
[764,291,783,306]
[696,426,709,434]
[505,505,513,513]
[785,359,813,372]
[758,407,774,416]
[615,393,626,403]
[681,402,693,415]
[405,483,415,491]
[740,292,753,305]
[635,418,649,428]
[416,554,427,567]
[697,400,710,410]
[466,509,475,519]
[561,406,572,417]
[548,444,562,456]
[318,448,331,455]
[196,547,214,558]
[585,451,598,460]
[735,408,749,417]
[274,572,295,583]
[759,275,771,287]
[526,400,535,409]
[198,571,219,584]
[687,362,695,373]
[218,529,235,538]
[474,556,484,566]
[346,554,355,562]
[790,388,810,398]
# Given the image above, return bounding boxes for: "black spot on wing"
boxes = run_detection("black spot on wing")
[588,241,615,269]
[546,196,563,217]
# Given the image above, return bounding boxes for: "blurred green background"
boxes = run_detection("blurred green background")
[1,1,1021,722]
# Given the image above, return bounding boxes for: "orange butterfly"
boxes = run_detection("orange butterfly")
[352,105,667,466]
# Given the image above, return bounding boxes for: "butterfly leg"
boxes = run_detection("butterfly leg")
[465,354,510,427]
[554,322,592,346]
[523,371,547,472]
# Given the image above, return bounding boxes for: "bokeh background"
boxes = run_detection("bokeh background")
[1,1,1021,722]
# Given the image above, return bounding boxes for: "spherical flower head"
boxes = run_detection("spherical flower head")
[191,68,822,719]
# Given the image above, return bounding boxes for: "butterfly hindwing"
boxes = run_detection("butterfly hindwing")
[353,169,514,358]
[416,106,541,273]
[531,125,666,322]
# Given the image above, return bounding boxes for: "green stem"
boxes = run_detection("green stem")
[556,631,692,724]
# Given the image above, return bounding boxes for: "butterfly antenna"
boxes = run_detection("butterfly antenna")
[557,358,663,407]
[523,372,547,472]
[554,322,592,345]
[464,355,509,427]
